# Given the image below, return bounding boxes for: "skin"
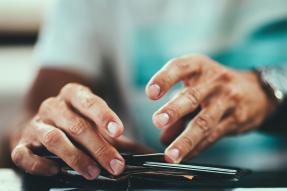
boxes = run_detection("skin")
[9,68,151,180]
[145,54,277,163]
[10,54,276,179]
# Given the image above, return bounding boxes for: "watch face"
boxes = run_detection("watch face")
[261,67,287,102]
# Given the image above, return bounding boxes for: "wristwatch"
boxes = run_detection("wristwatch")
[256,66,287,104]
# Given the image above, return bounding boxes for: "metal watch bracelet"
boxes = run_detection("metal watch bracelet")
[256,66,287,104]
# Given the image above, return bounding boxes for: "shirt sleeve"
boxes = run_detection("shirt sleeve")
[259,65,287,134]
[33,0,103,78]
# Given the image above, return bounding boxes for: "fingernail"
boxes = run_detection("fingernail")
[166,148,180,163]
[154,113,169,126]
[87,165,100,179]
[107,122,121,137]
[110,159,124,175]
[148,84,161,97]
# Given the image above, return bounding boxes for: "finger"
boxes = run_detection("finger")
[38,101,125,176]
[33,120,101,180]
[187,117,236,159]
[11,144,59,176]
[152,82,220,128]
[146,55,210,100]
[59,83,124,137]
[164,100,226,163]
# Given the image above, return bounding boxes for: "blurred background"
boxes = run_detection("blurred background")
[0,0,287,172]
[0,0,53,165]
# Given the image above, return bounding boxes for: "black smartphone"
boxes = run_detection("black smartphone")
[39,150,250,183]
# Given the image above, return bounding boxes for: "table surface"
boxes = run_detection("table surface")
[1,168,287,191]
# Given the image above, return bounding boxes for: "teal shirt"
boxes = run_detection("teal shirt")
[214,19,287,69]
[131,18,287,150]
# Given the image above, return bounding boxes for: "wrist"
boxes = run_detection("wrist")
[253,70,281,117]
[242,71,278,118]
[256,67,287,103]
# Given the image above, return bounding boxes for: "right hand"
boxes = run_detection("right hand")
[11,83,126,180]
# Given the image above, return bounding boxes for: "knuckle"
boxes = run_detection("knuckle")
[194,115,211,134]
[69,153,83,167]
[180,135,194,150]
[184,88,200,107]
[57,100,67,108]
[80,95,99,110]
[60,83,80,95]
[39,97,57,114]
[166,106,180,121]
[69,118,88,136]
[190,53,210,64]
[217,69,233,82]
[226,88,242,101]
[156,68,173,88]
[172,57,189,70]
[163,74,173,86]
[11,146,24,166]
[43,129,63,146]
[93,145,112,161]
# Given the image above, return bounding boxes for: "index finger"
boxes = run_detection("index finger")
[164,99,226,163]
[59,83,124,138]
[145,55,209,100]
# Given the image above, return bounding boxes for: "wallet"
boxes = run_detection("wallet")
[41,152,251,186]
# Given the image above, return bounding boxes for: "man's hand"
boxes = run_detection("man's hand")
[11,83,126,180]
[146,54,275,163]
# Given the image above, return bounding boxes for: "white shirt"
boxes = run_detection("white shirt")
[34,0,287,149]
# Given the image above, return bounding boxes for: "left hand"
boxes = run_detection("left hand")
[145,54,276,163]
